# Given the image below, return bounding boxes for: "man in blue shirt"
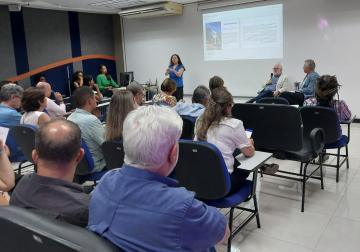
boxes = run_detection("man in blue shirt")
[0,83,23,127]
[174,85,210,120]
[280,59,320,105]
[88,106,229,252]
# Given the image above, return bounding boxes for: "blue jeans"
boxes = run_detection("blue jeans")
[247,90,274,103]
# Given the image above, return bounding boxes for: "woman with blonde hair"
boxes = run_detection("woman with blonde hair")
[195,87,255,195]
[105,90,136,141]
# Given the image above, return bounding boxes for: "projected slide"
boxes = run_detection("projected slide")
[203,4,283,61]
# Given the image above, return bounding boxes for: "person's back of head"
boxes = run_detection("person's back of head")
[196,87,233,141]
[123,105,182,175]
[83,75,94,87]
[192,85,211,106]
[36,82,51,98]
[209,76,224,92]
[127,81,144,105]
[161,78,177,95]
[34,118,83,180]
[72,86,95,109]
[0,83,23,105]
[127,81,143,96]
[21,87,46,112]
[106,90,136,141]
[315,75,339,105]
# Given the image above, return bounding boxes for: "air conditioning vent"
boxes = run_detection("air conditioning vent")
[119,1,183,18]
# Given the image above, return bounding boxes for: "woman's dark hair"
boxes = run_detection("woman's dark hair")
[72,71,83,83]
[209,76,224,91]
[195,87,233,141]
[315,75,339,106]
[21,87,46,112]
[169,54,186,70]
[83,75,94,87]
[161,78,177,94]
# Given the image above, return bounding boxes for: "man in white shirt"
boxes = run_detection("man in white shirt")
[247,63,291,103]
[36,82,66,118]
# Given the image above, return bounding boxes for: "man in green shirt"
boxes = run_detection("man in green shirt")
[96,64,119,97]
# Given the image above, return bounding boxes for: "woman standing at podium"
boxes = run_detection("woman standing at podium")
[165,54,185,101]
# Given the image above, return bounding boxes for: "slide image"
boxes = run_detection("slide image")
[206,22,222,50]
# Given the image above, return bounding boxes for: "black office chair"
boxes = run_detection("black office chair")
[232,103,325,212]
[257,97,289,105]
[0,206,120,252]
[101,140,125,170]
[175,140,261,252]
[300,106,349,182]
[10,125,37,174]
[180,115,196,140]
[74,139,108,184]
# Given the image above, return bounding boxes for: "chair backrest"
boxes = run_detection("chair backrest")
[180,115,196,140]
[76,139,95,176]
[174,140,231,200]
[232,103,303,152]
[300,106,341,144]
[257,97,290,105]
[10,125,37,163]
[101,140,125,170]
[0,124,25,162]
[0,206,120,252]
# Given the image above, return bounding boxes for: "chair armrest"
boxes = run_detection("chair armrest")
[309,128,325,154]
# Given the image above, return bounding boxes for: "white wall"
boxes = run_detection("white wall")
[123,0,360,116]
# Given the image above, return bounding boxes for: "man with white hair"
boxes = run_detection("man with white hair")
[247,63,291,103]
[36,82,66,118]
[0,83,23,126]
[88,106,229,252]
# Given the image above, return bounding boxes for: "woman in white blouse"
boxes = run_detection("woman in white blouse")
[20,87,50,127]
[195,87,255,195]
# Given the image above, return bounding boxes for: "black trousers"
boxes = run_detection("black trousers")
[280,91,305,106]
[173,86,184,101]
[228,149,250,195]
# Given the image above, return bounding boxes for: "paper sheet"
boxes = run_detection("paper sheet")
[0,126,9,144]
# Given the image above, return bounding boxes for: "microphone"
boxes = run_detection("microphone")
[270,73,274,79]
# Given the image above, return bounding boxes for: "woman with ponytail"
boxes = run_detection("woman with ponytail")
[195,87,255,195]
[304,75,351,122]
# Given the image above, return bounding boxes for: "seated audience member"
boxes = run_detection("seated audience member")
[33,74,47,83]
[68,87,106,172]
[88,106,229,251]
[10,119,90,227]
[83,75,103,102]
[0,140,15,192]
[280,59,320,105]
[20,87,50,127]
[0,83,23,126]
[96,64,119,97]
[195,87,255,195]
[127,81,145,106]
[36,82,66,118]
[247,63,291,103]
[304,75,352,121]
[70,71,84,94]
[152,78,177,107]
[175,85,210,120]
[105,90,136,141]
[209,75,224,93]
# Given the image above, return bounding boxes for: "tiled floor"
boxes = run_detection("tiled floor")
[216,123,360,252]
